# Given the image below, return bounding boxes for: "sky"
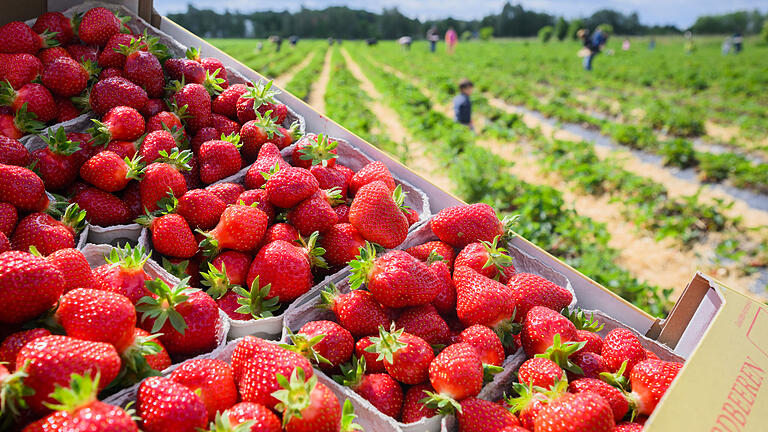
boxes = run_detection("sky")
[154,0,767,29]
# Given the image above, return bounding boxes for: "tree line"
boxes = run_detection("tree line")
[166,2,766,39]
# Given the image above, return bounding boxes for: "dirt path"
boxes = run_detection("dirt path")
[307,49,332,114]
[340,48,454,193]
[273,51,316,90]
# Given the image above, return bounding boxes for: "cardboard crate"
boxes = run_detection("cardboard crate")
[5,2,768,430]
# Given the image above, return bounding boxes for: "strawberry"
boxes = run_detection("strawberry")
[365,325,434,385]
[406,240,455,268]
[349,244,438,308]
[231,336,314,408]
[354,336,386,374]
[80,150,142,192]
[534,391,615,432]
[103,139,138,159]
[348,181,409,249]
[127,328,172,372]
[210,112,240,136]
[32,127,82,191]
[296,320,355,369]
[265,166,319,208]
[16,335,121,415]
[12,203,86,255]
[0,231,8,253]
[26,373,138,432]
[56,288,136,352]
[72,185,132,226]
[401,383,438,423]
[56,97,81,122]
[238,189,276,222]
[520,306,579,357]
[41,57,88,97]
[273,367,341,432]
[176,188,226,230]
[459,324,506,367]
[274,121,302,149]
[569,378,629,422]
[0,21,57,55]
[210,250,251,286]
[199,133,243,184]
[293,133,338,168]
[0,82,57,122]
[77,7,125,47]
[137,277,221,358]
[288,188,342,236]
[511,273,573,323]
[120,40,165,98]
[170,359,237,422]
[167,58,206,84]
[627,359,683,416]
[334,356,403,419]
[200,203,268,255]
[601,328,647,378]
[310,164,348,198]
[139,149,191,212]
[89,105,145,145]
[224,402,282,432]
[236,80,281,124]
[432,203,506,248]
[614,422,644,431]
[33,12,74,46]
[68,132,99,165]
[455,237,516,283]
[321,223,365,268]
[65,44,99,63]
[396,304,451,346]
[238,111,284,162]
[191,126,218,152]
[97,33,137,68]
[48,248,96,293]
[137,376,208,432]
[172,82,212,133]
[0,53,43,89]
[0,108,45,139]
[39,46,73,66]
[206,182,245,205]
[507,380,560,430]
[320,284,391,338]
[245,233,326,302]
[349,161,395,196]
[427,342,484,401]
[89,76,149,116]
[138,211,199,259]
[518,357,564,389]
[576,329,604,354]
[143,98,166,117]
[0,328,50,371]
[261,222,299,247]
[0,135,32,166]
[146,110,185,135]
[217,276,280,321]
[428,257,456,317]
[453,265,515,331]
[456,397,521,432]
[569,351,609,380]
[245,142,289,189]
[212,83,248,119]
[139,129,180,163]
[92,244,152,304]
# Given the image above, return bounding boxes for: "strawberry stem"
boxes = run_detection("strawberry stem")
[281,329,331,366]
[348,241,378,290]
[233,276,280,319]
[135,277,197,334]
[271,367,316,427]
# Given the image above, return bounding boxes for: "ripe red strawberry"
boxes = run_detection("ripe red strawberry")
[365,325,434,385]
[197,54,228,84]
[200,203,268,255]
[129,328,172,372]
[89,76,149,116]
[72,185,132,226]
[41,57,88,97]
[0,328,50,370]
[261,222,299,246]
[0,53,43,89]
[401,383,438,423]
[569,378,629,422]
[0,109,44,139]
[274,121,302,149]
[208,250,251,287]
[569,351,609,381]
[68,132,99,165]
[33,12,75,46]
[56,288,136,352]
[396,304,451,346]
[238,189,276,222]
[614,422,644,432]
[355,336,386,373]
[601,328,648,378]
[245,142,289,189]
[320,284,391,338]
[576,329,604,354]
[427,258,456,317]
[334,356,403,419]
[348,181,409,248]
[199,134,243,184]
[137,376,208,432]
[190,126,218,153]
[210,112,240,136]
[212,83,248,119]
[520,306,578,357]
[92,244,152,304]
[225,402,282,432]
[176,188,226,230]
[265,166,319,208]
[0,135,32,166]
[0,231,8,253]
[172,83,212,133]
[139,212,199,259]
[432,203,505,248]
[120,42,165,98]
[510,273,573,323]
[89,105,145,145]
[77,7,124,47]
[80,150,141,192]
[518,357,564,389]
[321,223,365,268]
[349,244,438,308]
[142,98,166,117]
[137,278,221,358]
[56,97,81,122]
[65,44,98,63]
[239,111,283,162]
[293,320,354,369]
[406,240,455,268]
[16,335,121,415]
[534,391,615,432]
[310,164,348,198]
[457,397,521,432]
[48,248,97,293]
[0,21,57,55]
[0,82,57,122]
[97,33,136,68]
[206,182,245,205]
[288,189,341,236]
[167,58,206,84]
[139,129,180,163]
[146,110,185,135]
[507,381,557,430]
[39,46,73,66]
[459,324,506,367]
[231,336,314,408]
[293,133,338,168]
[628,359,683,416]
[273,367,341,432]
[349,161,395,196]
[455,238,516,283]
[139,150,191,212]
[170,359,237,422]
[12,204,86,255]
[427,342,483,401]
[235,80,281,124]
[453,265,515,330]
[32,127,82,191]
[103,138,138,158]
[246,234,325,302]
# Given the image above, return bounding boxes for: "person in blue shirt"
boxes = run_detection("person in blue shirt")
[453,79,473,129]
[579,28,607,71]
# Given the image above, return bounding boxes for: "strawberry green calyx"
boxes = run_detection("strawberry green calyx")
[201,262,236,300]
[534,333,586,375]
[115,37,145,56]
[40,127,82,156]
[563,308,604,332]
[333,356,367,388]
[506,378,567,415]
[141,32,171,61]
[7,103,45,134]
[205,411,256,432]
[348,241,378,290]
[72,89,92,112]
[244,80,280,112]
[421,391,462,415]
[252,110,283,140]
[81,60,102,83]
[599,360,630,392]
[281,329,331,366]
[87,118,114,147]
[259,161,282,183]
[154,191,180,215]
[166,101,190,121]
[164,78,186,94]
[233,276,280,319]
[285,121,303,142]
[59,203,88,234]
[426,249,445,265]
[116,333,164,386]
[105,243,150,270]
[364,324,408,364]
[219,132,242,148]
[480,235,514,280]
[1,361,33,423]
[0,81,17,106]
[157,148,193,171]
[136,277,197,334]
[115,10,132,32]
[324,187,345,206]
[124,153,145,181]
[38,28,61,49]
[161,257,188,280]
[197,231,221,258]
[298,231,328,269]
[298,134,338,167]
[341,399,364,432]
[492,315,521,351]
[483,363,504,383]
[202,69,225,97]
[185,47,201,61]
[318,283,342,310]
[500,214,520,242]
[43,372,99,412]
[391,184,410,213]
[272,366,317,427]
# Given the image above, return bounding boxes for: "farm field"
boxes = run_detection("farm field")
[209,37,768,315]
